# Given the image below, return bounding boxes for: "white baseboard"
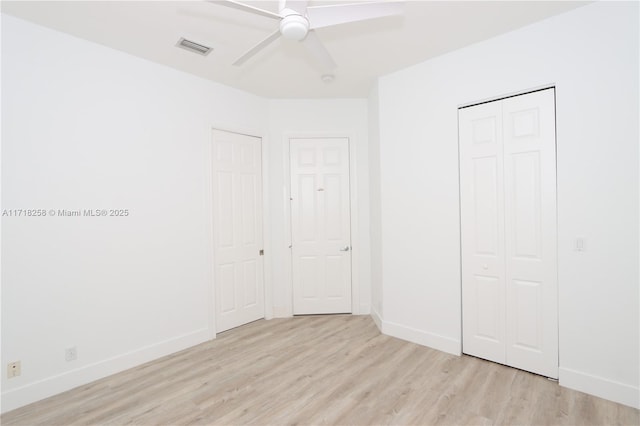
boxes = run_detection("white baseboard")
[272,306,291,318]
[380,318,461,356]
[370,307,383,332]
[1,328,210,414]
[559,367,640,409]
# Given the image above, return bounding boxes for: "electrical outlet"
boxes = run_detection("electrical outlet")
[7,361,21,378]
[65,347,77,362]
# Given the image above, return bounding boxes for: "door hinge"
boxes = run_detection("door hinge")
[259,249,264,256]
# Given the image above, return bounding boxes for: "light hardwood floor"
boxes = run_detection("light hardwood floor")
[2,315,638,425]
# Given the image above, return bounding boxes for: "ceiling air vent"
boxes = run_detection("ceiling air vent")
[176,37,212,56]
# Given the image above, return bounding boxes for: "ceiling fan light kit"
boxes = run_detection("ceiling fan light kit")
[279,13,310,41]
[211,0,404,71]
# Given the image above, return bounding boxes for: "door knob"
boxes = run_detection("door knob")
[340,246,351,252]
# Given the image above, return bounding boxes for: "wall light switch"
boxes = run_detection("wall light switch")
[65,347,77,362]
[575,237,586,252]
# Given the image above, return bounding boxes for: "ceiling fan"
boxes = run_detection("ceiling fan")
[209,0,404,70]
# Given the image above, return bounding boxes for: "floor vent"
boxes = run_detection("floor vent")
[176,37,212,56]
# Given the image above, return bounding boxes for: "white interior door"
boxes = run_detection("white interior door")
[503,90,558,378]
[460,88,558,378]
[460,100,507,364]
[212,129,264,333]
[290,137,352,315]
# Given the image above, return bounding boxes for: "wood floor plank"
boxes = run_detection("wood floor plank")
[2,315,638,425]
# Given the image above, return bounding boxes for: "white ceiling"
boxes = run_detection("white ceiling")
[2,1,588,98]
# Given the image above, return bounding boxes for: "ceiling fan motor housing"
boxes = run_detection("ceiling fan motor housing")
[279,12,309,41]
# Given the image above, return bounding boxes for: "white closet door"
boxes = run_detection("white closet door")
[503,89,558,378]
[460,88,558,379]
[212,129,264,333]
[460,100,507,364]
[290,137,352,315]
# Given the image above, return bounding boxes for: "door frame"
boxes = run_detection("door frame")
[283,132,362,316]
[457,84,559,367]
[205,124,272,339]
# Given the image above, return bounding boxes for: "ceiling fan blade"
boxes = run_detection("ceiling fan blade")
[233,30,282,66]
[302,30,337,72]
[206,0,282,20]
[282,0,308,15]
[307,1,403,29]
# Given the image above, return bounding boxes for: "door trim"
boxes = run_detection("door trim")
[282,132,361,316]
[205,124,271,339]
[458,84,557,109]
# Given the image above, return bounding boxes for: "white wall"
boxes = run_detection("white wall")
[267,99,370,317]
[368,83,383,326]
[374,1,639,408]
[1,15,268,412]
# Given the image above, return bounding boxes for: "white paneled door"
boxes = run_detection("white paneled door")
[290,137,352,315]
[212,129,264,333]
[460,88,558,378]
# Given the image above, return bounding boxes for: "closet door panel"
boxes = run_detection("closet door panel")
[503,89,558,378]
[460,101,506,364]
